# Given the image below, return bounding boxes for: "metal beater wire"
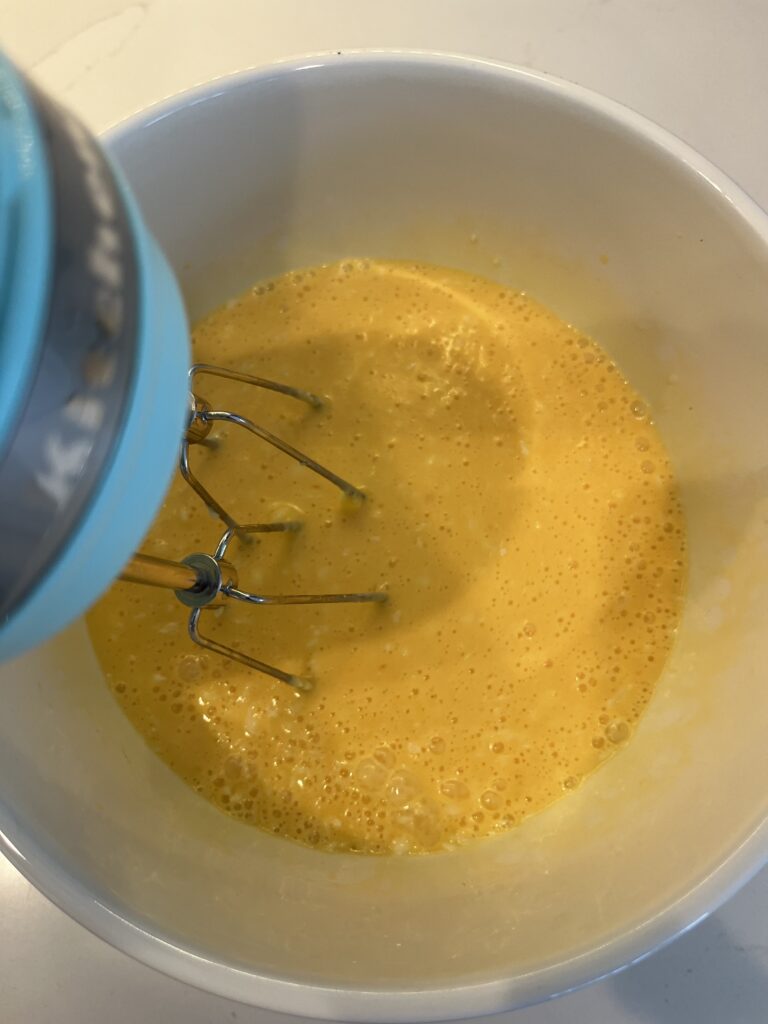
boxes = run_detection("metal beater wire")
[215,523,387,606]
[188,606,311,691]
[191,363,325,410]
[205,409,366,500]
[186,523,386,690]
[181,364,366,534]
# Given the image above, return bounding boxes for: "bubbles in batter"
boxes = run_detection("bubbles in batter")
[87,259,687,854]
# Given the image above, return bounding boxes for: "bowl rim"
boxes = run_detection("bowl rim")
[4,49,768,1022]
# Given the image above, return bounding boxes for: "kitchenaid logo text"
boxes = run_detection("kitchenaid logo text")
[35,109,127,510]
[61,111,125,324]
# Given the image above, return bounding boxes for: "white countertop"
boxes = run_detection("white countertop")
[3,2,768,1020]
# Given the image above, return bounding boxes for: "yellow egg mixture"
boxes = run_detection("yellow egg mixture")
[87,259,686,854]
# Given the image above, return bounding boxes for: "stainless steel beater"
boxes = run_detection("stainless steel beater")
[119,364,386,690]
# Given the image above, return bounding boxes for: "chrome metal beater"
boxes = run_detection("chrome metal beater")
[119,364,386,689]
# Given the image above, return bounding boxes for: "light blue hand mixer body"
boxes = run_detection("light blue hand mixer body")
[0,54,383,689]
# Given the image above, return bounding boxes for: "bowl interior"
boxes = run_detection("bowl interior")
[2,56,768,1019]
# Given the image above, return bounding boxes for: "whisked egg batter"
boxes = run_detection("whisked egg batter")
[87,259,686,854]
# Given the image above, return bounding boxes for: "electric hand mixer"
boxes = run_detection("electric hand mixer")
[0,54,384,691]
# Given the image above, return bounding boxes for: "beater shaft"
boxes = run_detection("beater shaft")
[120,553,199,591]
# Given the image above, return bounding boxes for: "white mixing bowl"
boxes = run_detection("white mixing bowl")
[2,53,768,1020]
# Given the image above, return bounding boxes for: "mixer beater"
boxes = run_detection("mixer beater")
[120,364,387,690]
